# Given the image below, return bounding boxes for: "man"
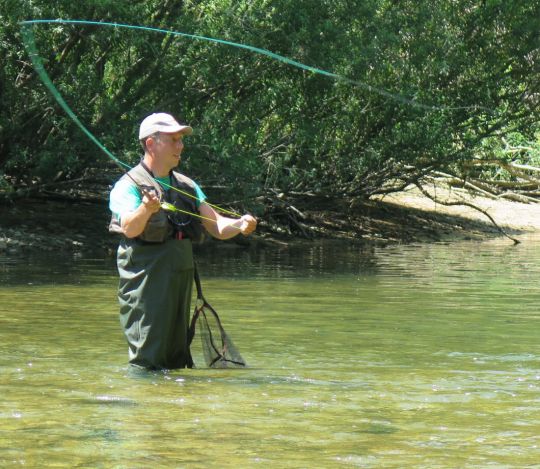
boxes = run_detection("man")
[109,112,257,370]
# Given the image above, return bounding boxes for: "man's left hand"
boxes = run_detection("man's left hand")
[240,215,257,235]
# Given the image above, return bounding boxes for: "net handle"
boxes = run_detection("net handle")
[193,263,204,300]
[188,263,204,346]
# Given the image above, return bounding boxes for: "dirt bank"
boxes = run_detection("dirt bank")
[1,185,539,255]
[377,186,540,234]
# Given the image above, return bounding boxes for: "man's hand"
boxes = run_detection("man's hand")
[121,190,161,238]
[239,214,257,235]
[141,190,161,214]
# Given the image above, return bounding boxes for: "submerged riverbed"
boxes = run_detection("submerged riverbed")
[1,238,539,467]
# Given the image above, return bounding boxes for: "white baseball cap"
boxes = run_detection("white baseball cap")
[138,113,193,140]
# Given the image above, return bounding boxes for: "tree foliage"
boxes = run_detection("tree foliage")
[1,0,539,208]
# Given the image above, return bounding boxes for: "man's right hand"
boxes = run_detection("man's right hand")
[121,190,161,238]
[142,190,161,214]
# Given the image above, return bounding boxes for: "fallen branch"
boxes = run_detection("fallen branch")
[463,159,540,183]
[498,192,539,204]
[430,172,499,199]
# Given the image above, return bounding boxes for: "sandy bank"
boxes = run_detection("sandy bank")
[377,186,540,233]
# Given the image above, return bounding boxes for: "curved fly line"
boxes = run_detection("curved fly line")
[21,18,479,112]
[19,19,487,219]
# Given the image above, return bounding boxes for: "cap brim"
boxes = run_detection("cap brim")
[159,124,193,136]
[177,125,193,135]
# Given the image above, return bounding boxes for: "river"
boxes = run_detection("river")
[1,238,539,467]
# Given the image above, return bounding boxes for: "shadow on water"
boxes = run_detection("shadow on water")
[194,239,382,280]
[0,250,117,286]
[0,239,380,285]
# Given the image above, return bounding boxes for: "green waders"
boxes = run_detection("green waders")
[116,238,194,370]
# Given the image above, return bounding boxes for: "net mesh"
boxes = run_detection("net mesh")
[189,267,247,369]
[193,300,247,368]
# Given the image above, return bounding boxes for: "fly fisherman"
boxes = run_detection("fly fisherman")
[109,113,257,370]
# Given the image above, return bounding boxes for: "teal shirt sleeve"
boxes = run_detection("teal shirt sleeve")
[109,178,141,217]
[192,181,207,206]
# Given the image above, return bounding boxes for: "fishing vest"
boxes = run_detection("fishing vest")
[109,163,204,243]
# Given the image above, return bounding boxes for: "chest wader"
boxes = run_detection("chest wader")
[111,164,203,370]
[117,237,194,370]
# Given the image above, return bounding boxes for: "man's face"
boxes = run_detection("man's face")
[154,131,185,169]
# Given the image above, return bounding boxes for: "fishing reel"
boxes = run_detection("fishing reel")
[166,204,193,230]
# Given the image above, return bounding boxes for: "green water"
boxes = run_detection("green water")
[1,239,539,468]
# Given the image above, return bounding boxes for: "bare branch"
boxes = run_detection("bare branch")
[414,181,520,245]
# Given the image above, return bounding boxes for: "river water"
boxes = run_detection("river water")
[1,238,539,468]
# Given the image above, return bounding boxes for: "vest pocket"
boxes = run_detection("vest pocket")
[138,212,172,243]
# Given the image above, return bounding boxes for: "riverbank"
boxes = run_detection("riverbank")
[378,186,540,234]
[1,185,540,255]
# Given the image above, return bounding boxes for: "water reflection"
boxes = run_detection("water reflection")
[1,238,539,467]
[0,251,116,286]
[194,240,380,279]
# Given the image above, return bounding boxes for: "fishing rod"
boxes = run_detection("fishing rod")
[19,22,242,224]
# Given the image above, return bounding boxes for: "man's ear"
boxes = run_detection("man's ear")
[146,136,158,151]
